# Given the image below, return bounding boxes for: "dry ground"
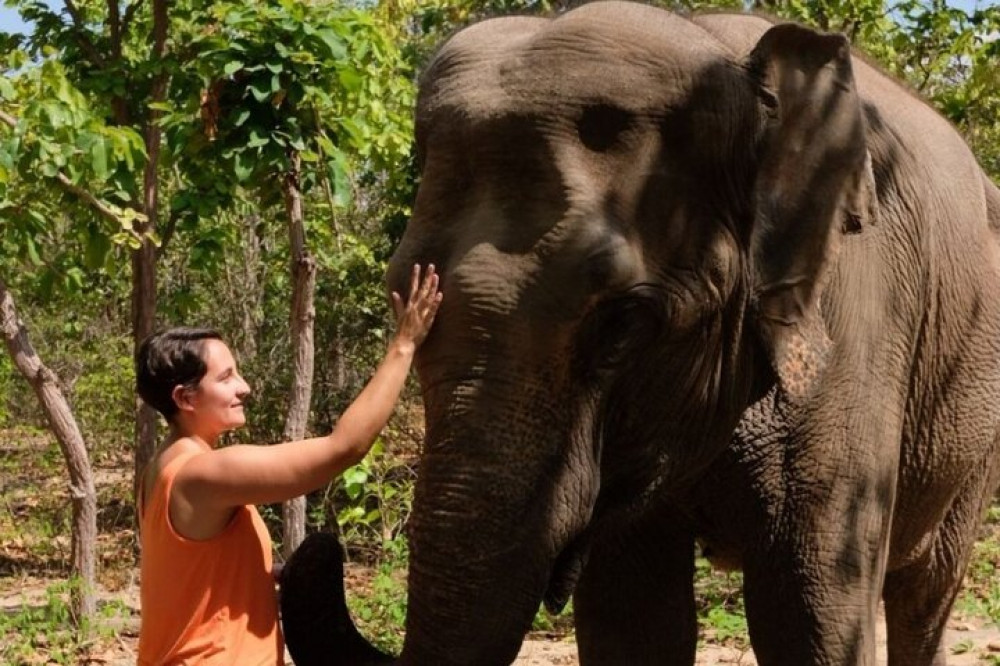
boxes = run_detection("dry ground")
[4,574,1000,665]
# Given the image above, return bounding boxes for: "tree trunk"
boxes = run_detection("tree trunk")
[132,0,169,501]
[0,279,97,626]
[281,151,317,558]
[235,212,264,361]
[132,241,158,498]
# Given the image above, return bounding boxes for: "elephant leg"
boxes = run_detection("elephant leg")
[883,457,1000,666]
[741,467,896,666]
[743,544,883,666]
[574,510,697,666]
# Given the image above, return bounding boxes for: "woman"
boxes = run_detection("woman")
[134,264,442,665]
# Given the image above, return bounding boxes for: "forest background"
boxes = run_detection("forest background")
[1,0,999,663]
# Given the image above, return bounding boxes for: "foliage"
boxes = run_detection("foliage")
[346,537,410,654]
[333,440,416,551]
[165,0,414,215]
[0,52,147,290]
[0,579,132,664]
[694,557,749,648]
[0,349,13,427]
[956,506,1000,625]
[888,1,1000,179]
[532,599,575,634]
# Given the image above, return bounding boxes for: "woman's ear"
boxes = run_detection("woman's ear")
[746,23,867,401]
[172,384,196,414]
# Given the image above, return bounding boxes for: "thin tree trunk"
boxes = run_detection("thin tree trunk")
[237,212,263,361]
[132,241,158,498]
[132,0,169,500]
[281,151,316,558]
[0,279,97,626]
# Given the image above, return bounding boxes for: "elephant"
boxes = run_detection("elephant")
[280,2,1000,664]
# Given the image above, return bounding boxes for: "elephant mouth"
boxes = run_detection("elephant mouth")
[542,531,593,613]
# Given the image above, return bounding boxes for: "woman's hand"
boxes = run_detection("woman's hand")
[392,263,443,349]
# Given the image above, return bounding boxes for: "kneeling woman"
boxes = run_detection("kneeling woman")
[135,264,442,665]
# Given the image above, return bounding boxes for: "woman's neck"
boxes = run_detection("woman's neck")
[167,423,217,450]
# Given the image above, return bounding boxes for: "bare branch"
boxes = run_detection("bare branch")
[62,0,108,68]
[139,0,169,234]
[107,0,121,60]
[122,0,144,38]
[157,206,179,257]
[55,173,125,226]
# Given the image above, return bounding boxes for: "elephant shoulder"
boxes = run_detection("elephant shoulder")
[691,12,775,57]
[420,15,547,83]
[986,176,1000,236]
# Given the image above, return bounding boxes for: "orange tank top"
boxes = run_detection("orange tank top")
[137,451,284,665]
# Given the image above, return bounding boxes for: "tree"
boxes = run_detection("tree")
[0,38,146,628]
[175,0,415,554]
[12,0,214,493]
[0,280,97,625]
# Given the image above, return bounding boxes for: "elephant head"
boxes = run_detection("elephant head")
[283,3,869,664]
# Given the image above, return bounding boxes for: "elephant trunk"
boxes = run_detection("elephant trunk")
[282,371,597,666]
[278,533,393,665]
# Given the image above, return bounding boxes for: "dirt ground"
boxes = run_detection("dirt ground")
[4,577,1000,665]
[514,615,1000,665]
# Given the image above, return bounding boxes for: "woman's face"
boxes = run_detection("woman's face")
[184,339,251,435]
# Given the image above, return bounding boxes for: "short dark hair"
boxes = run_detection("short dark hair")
[136,327,223,422]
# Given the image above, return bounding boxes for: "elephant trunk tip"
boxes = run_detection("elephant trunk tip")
[280,532,395,665]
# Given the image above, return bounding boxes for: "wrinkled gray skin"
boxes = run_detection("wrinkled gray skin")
[293,2,1000,665]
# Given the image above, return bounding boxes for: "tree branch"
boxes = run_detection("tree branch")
[122,0,144,38]
[55,174,125,226]
[107,0,121,61]
[157,206,180,258]
[139,0,169,232]
[62,0,108,68]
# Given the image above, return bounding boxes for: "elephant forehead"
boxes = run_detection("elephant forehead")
[421,2,728,120]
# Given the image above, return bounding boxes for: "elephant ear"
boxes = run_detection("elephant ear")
[746,24,867,401]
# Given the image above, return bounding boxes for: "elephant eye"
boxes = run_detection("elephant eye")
[578,103,633,153]
[575,286,667,377]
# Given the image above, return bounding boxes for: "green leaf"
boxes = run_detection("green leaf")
[233,151,253,182]
[90,137,109,180]
[248,82,271,102]
[224,60,244,76]
[315,28,347,60]
[65,267,84,291]
[327,150,352,208]
[337,68,362,94]
[24,235,42,266]
[317,132,335,156]
[84,231,111,270]
[0,77,14,100]
[247,131,269,149]
[41,101,68,129]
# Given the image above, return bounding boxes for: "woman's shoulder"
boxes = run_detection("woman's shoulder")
[159,438,209,467]
[141,439,207,511]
